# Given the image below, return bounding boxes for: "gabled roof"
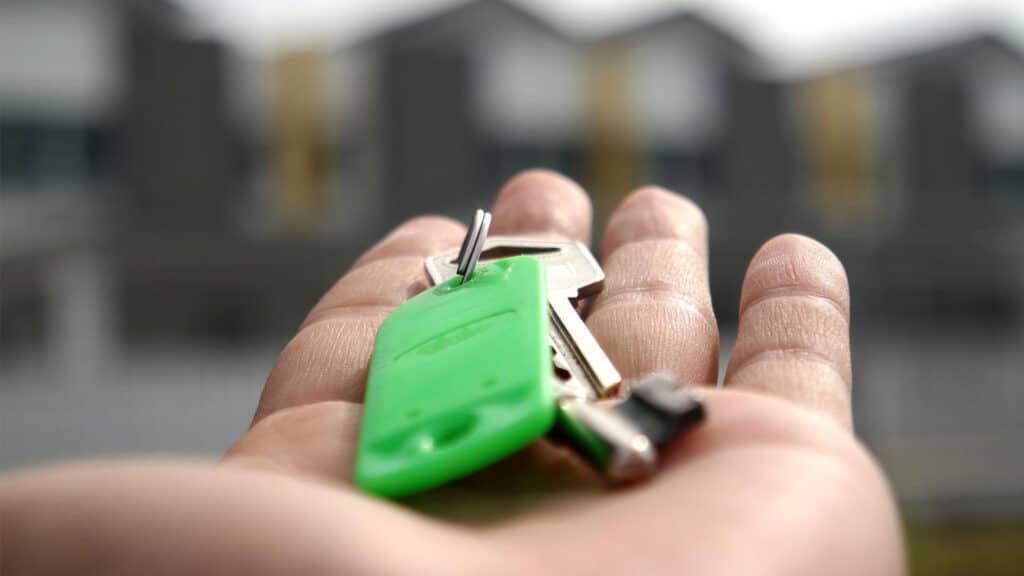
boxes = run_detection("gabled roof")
[594,9,761,71]
[599,9,753,54]
[352,0,759,52]
[354,0,570,49]
[784,27,1024,78]
[885,32,1024,71]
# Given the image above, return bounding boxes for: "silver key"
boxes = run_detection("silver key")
[556,396,657,482]
[425,231,706,482]
[425,236,621,398]
[554,374,705,482]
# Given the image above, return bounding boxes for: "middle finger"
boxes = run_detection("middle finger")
[587,187,719,387]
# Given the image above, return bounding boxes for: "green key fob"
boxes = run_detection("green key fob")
[354,256,554,498]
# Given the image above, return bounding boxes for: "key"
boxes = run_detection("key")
[355,253,554,498]
[553,373,705,482]
[550,346,593,401]
[425,237,621,399]
[421,222,705,485]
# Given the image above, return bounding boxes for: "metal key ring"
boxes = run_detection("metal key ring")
[456,209,491,284]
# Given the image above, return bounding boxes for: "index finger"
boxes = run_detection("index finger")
[253,216,465,421]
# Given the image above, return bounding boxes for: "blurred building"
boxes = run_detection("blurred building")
[3,3,1024,563]
[2,0,122,382]
[325,1,783,317]
[805,32,1024,526]
[872,35,1024,321]
[1,0,363,362]
[320,1,1024,322]
[0,0,360,466]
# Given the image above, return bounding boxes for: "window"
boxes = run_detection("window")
[480,141,585,196]
[0,118,113,191]
[645,146,717,199]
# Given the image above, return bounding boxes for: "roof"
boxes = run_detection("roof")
[774,25,1024,78]
[353,0,570,50]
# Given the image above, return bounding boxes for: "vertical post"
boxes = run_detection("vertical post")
[44,249,116,388]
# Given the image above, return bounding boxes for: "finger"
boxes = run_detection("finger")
[226,401,363,481]
[724,234,853,428]
[587,187,719,387]
[254,216,465,421]
[305,215,466,326]
[489,169,593,244]
[348,216,466,271]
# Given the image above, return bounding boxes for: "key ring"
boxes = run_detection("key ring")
[455,209,491,284]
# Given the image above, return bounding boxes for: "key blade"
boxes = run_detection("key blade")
[550,297,621,397]
[551,344,599,401]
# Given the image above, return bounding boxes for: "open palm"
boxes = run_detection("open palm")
[1,171,904,575]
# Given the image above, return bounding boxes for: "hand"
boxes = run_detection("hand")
[0,171,904,575]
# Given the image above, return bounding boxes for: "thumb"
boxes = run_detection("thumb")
[224,401,362,483]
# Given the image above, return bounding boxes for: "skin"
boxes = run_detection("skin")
[0,170,905,575]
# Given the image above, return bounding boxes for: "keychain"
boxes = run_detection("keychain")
[355,210,705,498]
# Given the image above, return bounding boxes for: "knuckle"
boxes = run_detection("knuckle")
[731,294,852,387]
[742,233,850,318]
[604,239,708,286]
[587,297,719,385]
[591,286,717,335]
[724,354,853,427]
[737,295,850,359]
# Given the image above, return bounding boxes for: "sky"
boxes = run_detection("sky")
[174,0,1024,73]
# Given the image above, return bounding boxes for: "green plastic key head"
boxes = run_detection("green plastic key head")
[354,256,554,498]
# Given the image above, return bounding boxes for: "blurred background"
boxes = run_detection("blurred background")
[1,0,1023,572]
